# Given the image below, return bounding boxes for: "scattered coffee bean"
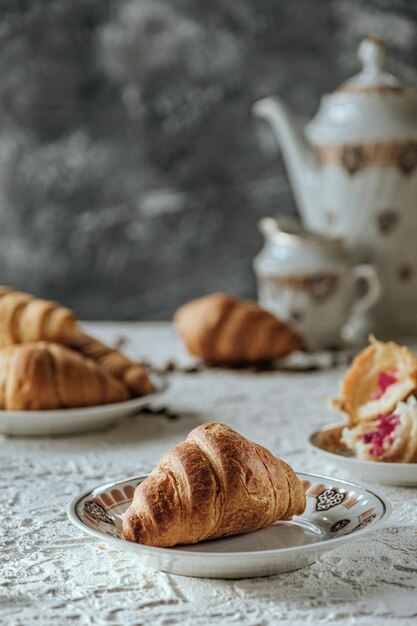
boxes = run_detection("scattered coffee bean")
[133,404,179,420]
[113,335,128,351]
[145,349,355,376]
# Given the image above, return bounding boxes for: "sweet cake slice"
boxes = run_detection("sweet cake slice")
[332,336,417,425]
[341,396,417,463]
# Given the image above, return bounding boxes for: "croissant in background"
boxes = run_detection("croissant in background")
[0,287,77,346]
[0,342,128,410]
[123,422,306,547]
[174,293,303,365]
[0,286,153,397]
[69,334,153,397]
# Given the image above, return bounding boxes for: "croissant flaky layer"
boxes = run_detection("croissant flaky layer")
[332,336,417,425]
[0,342,129,410]
[174,293,303,364]
[0,286,153,397]
[123,422,306,547]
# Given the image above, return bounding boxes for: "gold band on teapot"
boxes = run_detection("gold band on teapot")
[314,140,417,175]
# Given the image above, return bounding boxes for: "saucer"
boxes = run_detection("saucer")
[0,374,168,436]
[67,472,390,579]
[309,423,417,486]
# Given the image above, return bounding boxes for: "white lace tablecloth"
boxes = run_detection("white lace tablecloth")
[1,322,416,626]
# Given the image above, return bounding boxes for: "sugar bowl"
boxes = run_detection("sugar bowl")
[254,217,381,350]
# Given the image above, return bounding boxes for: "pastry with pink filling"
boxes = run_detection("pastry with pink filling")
[332,336,417,425]
[341,397,417,463]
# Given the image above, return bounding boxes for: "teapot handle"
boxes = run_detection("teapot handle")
[348,264,381,316]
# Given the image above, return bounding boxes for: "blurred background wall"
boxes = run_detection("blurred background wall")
[0,0,416,319]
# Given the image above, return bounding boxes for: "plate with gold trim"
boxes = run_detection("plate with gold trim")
[0,374,168,436]
[67,472,390,579]
[309,423,417,486]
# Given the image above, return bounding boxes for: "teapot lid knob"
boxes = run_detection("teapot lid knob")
[358,34,386,75]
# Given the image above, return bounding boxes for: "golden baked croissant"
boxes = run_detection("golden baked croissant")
[0,342,129,410]
[69,333,154,396]
[174,293,303,365]
[0,287,78,346]
[341,396,417,463]
[0,286,153,397]
[123,422,306,547]
[332,336,417,425]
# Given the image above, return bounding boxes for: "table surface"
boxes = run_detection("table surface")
[1,322,416,626]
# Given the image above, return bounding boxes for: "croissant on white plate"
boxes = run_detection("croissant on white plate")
[68,333,154,397]
[0,286,77,346]
[123,422,306,547]
[0,286,153,397]
[0,342,129,410]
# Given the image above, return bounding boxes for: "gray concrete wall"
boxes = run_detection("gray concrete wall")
[0,0,415,319]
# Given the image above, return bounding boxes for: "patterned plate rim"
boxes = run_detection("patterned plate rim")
[309,423,417,468]
[67,471,391,558]
[0,373,168,417]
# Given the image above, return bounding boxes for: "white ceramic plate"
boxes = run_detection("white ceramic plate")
[309,423,417,487]
[67,472,390,579]
[0,374,168,436]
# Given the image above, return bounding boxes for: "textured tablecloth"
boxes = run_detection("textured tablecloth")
[1,323,416,626]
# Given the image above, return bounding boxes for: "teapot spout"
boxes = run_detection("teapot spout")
[252,96,321,228]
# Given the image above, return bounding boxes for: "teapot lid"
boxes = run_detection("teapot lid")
[306,34,417,143]
[337,34,402,94]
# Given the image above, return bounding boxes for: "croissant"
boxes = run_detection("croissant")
[0,286,153,397]
[332,336,417,425]
[174,293,303,365]
[69,333,154,396]
[0,288,78,346]
[123,422,306,547]
[341,396,417,463]
[0,342,129,410]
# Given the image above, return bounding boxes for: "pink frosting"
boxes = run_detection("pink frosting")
[370,368,398,400]
[361,413,400,457]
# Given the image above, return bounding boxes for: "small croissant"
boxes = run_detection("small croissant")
[0,288,77,346]
[0,342,129,410]
[123,422,306,547]
[68,333,154,397]
[0,287,153,396]
[174,293,303,364]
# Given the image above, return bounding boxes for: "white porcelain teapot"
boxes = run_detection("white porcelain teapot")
[253,35,417,334]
